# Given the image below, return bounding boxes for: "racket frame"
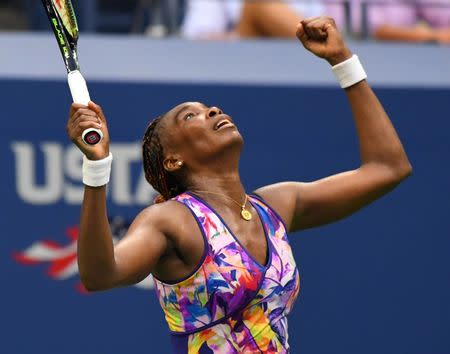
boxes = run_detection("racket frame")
[41,0,80,73]
[41,0,103,146]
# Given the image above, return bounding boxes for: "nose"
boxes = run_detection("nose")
[207,106,222,118]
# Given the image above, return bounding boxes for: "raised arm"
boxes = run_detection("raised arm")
[67,103,168,291]
[255,17,412,232]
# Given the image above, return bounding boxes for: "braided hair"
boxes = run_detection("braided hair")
[142,116,186,203]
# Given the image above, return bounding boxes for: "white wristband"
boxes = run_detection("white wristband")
[82,153,113,187]
[331,54,367,89]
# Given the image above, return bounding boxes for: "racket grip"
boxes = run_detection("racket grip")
[68,70,90,105]
[68,70,103,146]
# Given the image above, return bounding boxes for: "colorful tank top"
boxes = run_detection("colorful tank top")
[153,192,300,353]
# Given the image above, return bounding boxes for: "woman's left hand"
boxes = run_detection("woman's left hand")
[296,16,352,66]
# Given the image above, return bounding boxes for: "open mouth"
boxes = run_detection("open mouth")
[214,119,233,130]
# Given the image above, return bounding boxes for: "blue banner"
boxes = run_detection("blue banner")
[2,79,449,354]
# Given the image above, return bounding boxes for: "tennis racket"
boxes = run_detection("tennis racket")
[41,0,103,145]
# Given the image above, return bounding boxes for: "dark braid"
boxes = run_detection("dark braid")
[142,116,186,203]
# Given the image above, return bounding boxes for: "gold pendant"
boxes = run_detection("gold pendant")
[241,208,252,221]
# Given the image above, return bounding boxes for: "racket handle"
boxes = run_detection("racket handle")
[68,70,103,146]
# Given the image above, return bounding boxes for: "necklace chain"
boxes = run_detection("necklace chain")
[189,190,252,221]
[190,190,247,208]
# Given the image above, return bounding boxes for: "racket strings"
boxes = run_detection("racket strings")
[52,0,78,40]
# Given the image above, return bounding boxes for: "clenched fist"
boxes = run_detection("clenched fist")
[67,101,110,161]
[296,17,352,66]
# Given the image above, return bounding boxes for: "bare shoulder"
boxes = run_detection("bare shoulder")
[111,199,200,287]
[117,198,198,263]
[130,199,194,237]
[254,182,302,231]
[123,198,204,282]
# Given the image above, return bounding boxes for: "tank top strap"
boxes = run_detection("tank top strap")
[248,194,288,238]
[173,192,241,255]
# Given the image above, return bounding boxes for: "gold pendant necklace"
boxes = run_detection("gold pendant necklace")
[190,190,252,221]
[240,206,252,221]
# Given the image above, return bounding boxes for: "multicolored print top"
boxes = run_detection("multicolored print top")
[153,192,300,353]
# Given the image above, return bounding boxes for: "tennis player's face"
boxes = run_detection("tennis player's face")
[163,101,243,165]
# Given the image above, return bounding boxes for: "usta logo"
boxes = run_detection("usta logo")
[13,216,154,293]
[11,141,156,205]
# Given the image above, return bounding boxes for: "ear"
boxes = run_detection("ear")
[163,155,184,172]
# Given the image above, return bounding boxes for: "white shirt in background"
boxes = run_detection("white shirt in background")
[181,0,325,38]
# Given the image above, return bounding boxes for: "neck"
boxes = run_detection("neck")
[187,170,247,207]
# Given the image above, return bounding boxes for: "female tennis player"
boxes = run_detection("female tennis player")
[67,17,411,353]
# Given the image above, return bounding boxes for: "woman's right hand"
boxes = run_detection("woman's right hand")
[67,101,110,160]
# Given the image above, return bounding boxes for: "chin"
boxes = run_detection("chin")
[226,128,244,146]
[212,129,243,157]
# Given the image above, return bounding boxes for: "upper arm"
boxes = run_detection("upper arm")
[111,205,170,287]
[255,163,409,232]
[240,1,303,37]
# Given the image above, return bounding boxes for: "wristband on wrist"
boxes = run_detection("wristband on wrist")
[82,152,113,187]
[331,54,367,89]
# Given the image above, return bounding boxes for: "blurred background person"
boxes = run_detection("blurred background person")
[327,0,450,43]
[238,0,327,37]
[181,0,326,39]
[7,0,450,43]
[371,0,450,43]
